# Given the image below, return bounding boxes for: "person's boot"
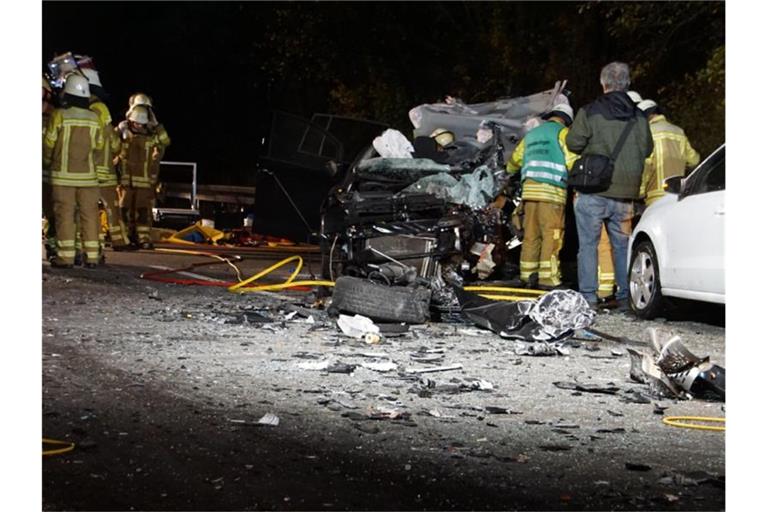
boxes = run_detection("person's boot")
[73,252,83,267]
[50,257,73,269]
[139,241,155,250]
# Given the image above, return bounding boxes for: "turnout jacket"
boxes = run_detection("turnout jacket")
[640,115,700,205]
[566,91,653,199]
[43,106,105,187]
[507,121,578,205]
[89,101,121,186]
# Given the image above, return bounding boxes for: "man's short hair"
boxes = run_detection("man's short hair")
[600,62,631,92]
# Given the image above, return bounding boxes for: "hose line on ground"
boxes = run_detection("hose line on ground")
[662,416,725,432]
[43,438,75,456]
[142,250,555,300]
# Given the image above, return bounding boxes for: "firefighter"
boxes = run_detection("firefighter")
[506,103,579,288]
[638,99,701,206]
[117,105,165,249]
[42,77,57,260]
[43,74,105,268]
[82,69,132,256]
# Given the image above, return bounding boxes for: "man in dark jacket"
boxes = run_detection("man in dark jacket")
[566,62,653,309]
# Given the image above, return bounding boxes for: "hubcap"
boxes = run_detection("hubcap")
[630,250,656,310]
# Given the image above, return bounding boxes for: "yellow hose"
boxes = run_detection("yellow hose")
[463,286,545,295]
[43,438,75,456]
[228,255,335,293]
[662,416,725,432]
[151,250,554,300]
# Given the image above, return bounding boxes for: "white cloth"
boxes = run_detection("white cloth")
[372,129,414,158]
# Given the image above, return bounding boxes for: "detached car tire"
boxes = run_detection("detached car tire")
[629,240,664,319]
[329,276,432,324]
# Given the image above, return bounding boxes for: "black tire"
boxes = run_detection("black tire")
[629,240,664,319]
[329,276,431,324]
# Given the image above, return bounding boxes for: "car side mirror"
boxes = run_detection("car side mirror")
[664,176,683,196]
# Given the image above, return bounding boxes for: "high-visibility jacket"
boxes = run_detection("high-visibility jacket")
[42,112,51,184]
[506,121,578,205]
[89,101,121,186]
[43,106,104,187]
[119,128,159,189]
[641,115,700,205]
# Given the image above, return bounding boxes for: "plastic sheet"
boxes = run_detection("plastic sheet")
[454,288,595,342]
[372,129,415,158]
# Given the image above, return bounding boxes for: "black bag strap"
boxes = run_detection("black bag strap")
[609,116,637,163]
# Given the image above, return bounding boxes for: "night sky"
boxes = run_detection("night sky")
[43,1,725,185]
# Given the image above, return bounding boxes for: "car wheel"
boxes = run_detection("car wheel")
[329,276,432,324]
[629,240,664,319]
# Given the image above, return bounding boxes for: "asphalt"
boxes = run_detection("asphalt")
[42,248,725,511]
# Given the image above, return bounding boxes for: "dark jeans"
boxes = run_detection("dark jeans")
[574,194,635,303]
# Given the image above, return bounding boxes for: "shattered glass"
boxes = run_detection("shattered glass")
[403,165,500,209]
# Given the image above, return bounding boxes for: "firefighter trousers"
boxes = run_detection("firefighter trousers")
[596,217,633,299]
[52,185,100,265]
[520,200,565,286]
[122,186,155,244]
[43,182,56,256]
[101,185,130,248]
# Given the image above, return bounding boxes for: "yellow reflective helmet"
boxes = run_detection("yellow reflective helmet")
[63,73,90,98]
[129,92,153,109]
[127,104,150,124]
[430,128,455,147]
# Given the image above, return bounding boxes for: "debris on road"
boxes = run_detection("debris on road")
[628,328,725,401]
[257,413,280,426]
[337,314,380,339]
[406,363,463,374]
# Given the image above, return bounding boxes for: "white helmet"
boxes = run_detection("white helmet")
[63,73,90,98]
[129,92,153,109]
[627,91,643,104]
[81,68,102,88]
[543,103,574,125]
[430,128,455,147]
[127,105,150,124]
[638,99,657,112]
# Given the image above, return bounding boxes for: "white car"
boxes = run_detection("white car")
[628,144,725,318]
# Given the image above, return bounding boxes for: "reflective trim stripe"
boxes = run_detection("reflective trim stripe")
[83,241,100,248]
[520,261,538,269]
[524,160,567,172]
[521,181,567,204]
[538,261,552,268]
[538,270,552,278]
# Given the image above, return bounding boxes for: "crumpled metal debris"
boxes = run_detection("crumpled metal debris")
[627,328,725,401]
[512,341,570,356]
[455,287,595,341]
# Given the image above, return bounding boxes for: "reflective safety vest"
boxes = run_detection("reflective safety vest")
[521,122,569,189]
[89,101,121,186]
[43,106,104,187]
[506,122,578,205]
[641,115,701,205]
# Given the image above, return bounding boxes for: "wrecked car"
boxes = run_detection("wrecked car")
[318,85,571,321]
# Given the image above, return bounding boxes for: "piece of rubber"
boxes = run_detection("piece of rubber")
[329,276,431,324]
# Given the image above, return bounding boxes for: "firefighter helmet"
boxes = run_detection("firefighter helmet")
[127,105,150,124]
[129,92,153,109]
[430,128,455,147]
[542,103,574,126]
[63,73,90,98]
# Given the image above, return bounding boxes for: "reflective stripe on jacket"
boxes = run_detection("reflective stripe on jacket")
[506,123,578,205]
[90,101,121,186]
[119,129,158,188]
[641,115,701,205]
[43,106,104,187]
